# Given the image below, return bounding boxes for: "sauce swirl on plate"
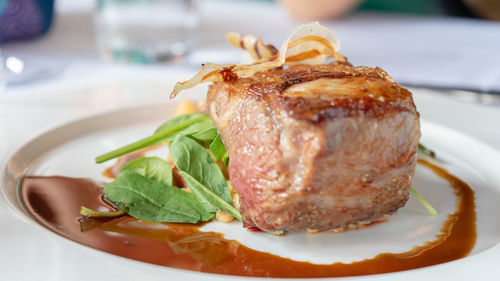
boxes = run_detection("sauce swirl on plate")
[19,159,475,278]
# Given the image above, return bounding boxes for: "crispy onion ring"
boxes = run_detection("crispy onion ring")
[171,22,343,98]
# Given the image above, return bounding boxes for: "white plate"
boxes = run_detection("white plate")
[1,81,500,281]
[2,100,500,281]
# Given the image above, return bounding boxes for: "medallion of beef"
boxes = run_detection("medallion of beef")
[206,63,420,232]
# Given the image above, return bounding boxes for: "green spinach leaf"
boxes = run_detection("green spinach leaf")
[119,156,173,186]
[80,206,127,218]
[169,135,232,204]
[155,115,216,143]
[103,172,215,223]
[190,127,218,142]
[209,134,228,161]
[180,171,242,221]
[154,113,209,134]
[95,114,210,163]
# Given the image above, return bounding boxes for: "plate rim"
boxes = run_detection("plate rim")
[2,102,500,279]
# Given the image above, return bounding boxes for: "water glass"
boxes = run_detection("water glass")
[94,0,199,63]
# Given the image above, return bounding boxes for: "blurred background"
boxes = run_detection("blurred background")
[0,0,499,96]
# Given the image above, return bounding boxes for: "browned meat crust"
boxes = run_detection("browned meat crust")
[207,63,420,232]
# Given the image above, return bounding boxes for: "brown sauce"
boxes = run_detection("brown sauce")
[19,159,476,278]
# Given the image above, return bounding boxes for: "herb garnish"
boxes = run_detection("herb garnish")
[209,133,229,165]
[169,135,232,204]
[103,172,214,223]
[84,114,240,224]
[80,206,127,218]
[120,157,173,186]
[95,114,213,163]
[409,186,437,215]
[180,171,242,221]
[418,143,436,159]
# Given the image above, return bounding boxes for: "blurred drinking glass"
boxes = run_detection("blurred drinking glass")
[95,0,199,64]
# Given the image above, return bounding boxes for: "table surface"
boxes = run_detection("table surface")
[1,1,500,280]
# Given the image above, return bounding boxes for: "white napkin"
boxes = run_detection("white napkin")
[329,13,500,93]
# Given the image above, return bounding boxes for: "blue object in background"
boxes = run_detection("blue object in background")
[0,0,55,43]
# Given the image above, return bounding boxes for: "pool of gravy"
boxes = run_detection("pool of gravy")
[19,158,476,278]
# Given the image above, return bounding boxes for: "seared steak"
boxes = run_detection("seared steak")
[207,63,420,232]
